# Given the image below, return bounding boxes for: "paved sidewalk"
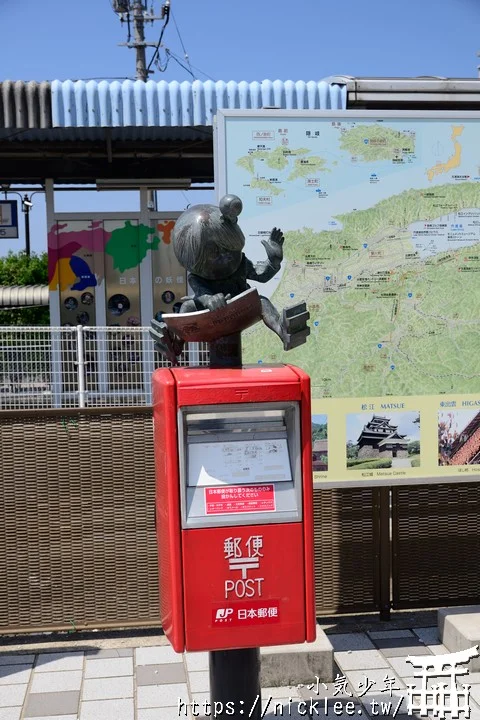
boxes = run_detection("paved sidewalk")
[1,626,480,720]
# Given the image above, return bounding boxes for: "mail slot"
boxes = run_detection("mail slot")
[153,364,315,652]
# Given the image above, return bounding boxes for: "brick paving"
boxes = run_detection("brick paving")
[0,627,479,719]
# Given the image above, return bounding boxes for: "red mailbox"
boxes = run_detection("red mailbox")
[153,364,315,653]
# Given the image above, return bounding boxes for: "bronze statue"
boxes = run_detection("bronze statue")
[150,194,309,364]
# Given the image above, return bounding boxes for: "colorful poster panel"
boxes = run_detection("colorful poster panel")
[51,220,102,328]
[152,219,187,319]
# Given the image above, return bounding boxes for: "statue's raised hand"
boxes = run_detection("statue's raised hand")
[261,227,284,269]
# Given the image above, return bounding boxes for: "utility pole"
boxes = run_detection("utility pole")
[132,1,148,82]
[113,1,168,82]
[113,1,170,209]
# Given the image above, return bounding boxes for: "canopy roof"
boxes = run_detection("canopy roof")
[0,79,345,184]
[2,76,480,185]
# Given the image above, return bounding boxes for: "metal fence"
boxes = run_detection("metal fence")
[0,326,209,409]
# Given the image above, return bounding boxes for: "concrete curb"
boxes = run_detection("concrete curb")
[438,605,480,672]
[260,624,334,686]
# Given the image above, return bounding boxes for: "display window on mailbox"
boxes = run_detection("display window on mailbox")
[179,402,302,528]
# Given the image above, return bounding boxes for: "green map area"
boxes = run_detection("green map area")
[105,221,158,272]
[242,182,480,398]
[339,125,416,162]
[288,156,329,180]
[237,145,328,195]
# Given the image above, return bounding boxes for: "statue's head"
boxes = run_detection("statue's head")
[172,195,245,280]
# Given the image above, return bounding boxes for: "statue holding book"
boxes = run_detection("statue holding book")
[150,194,310,364]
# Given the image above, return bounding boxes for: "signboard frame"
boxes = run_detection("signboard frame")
[214,109,480,489]
[0,200,19,239]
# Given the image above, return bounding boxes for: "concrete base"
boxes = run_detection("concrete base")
[260,624,334,687]
[438,606,480,672]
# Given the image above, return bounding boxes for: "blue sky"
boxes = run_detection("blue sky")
[1,0,480,256]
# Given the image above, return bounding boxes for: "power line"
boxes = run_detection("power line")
[74,76,136,81]
[165,49,195,80]
[146,1,171,74]
[154,51,171,73]
[166,49,216,82]
[171,11,194,79]
[112,2,171,81]
[110,2,214,83]
[168,13,215,81]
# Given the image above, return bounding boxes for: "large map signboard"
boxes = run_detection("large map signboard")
[215,110,480,487]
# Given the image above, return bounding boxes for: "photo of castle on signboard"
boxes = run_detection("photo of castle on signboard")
[438,410,480,466]
[346,412,421,471]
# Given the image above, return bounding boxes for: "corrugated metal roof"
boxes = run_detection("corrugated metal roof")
[327,75,480,108]
[0,80,347,134]
[5,76,480,133]
[51,79,346,128]
[0,78,346,141]
[0,81,51,129]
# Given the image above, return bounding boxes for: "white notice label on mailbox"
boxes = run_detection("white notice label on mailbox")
[187,439,291,487]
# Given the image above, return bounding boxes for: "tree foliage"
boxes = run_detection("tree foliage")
[0,251,49,325]
[312,421,327,441]
[407,440,420,456]
[346,441,359,459]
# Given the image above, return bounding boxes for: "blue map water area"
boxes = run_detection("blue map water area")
[70,256,97,291]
